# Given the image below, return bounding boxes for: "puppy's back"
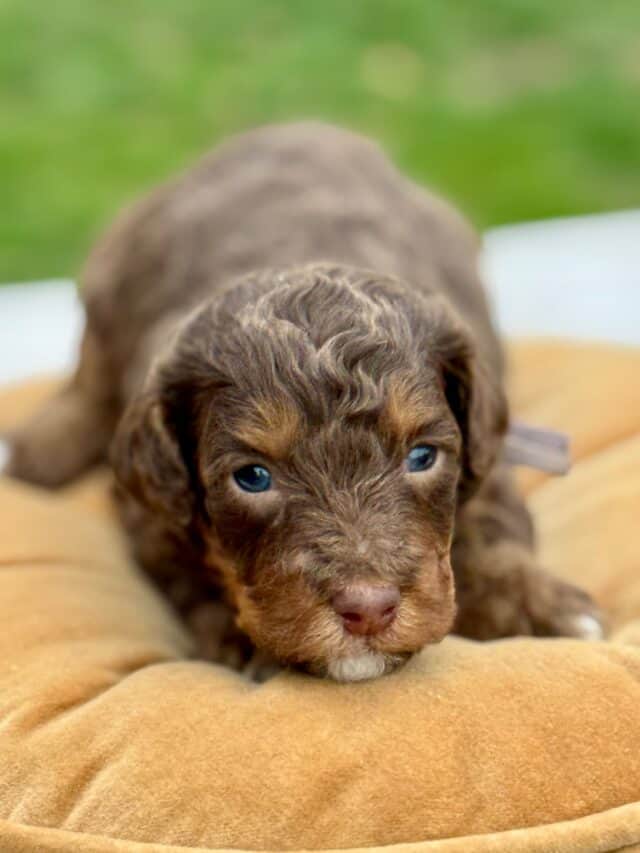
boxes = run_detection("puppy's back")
[81,122,499,397]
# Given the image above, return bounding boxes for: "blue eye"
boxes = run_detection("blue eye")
[406,445,438,473]
[233,464,272,493]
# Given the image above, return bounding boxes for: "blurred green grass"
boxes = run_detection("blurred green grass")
[2,0,640,281]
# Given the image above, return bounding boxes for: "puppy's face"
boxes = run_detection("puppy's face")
[113,266,506,681]
[198,375,459,681]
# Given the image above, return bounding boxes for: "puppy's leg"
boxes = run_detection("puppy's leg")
[4,330,116,487]
[116,490,278,679]
[452,466,604,640]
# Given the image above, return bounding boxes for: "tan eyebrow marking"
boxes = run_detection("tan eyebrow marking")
[234,398,302,460]
[380,378,441,441]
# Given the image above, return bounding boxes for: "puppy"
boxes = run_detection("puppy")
[6,122,603,681]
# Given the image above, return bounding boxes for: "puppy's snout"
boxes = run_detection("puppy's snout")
[331,584,400,636]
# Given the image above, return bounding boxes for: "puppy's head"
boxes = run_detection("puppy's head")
[113,265,506,680]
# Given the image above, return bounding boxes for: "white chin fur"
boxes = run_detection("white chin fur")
[328,652,387,683]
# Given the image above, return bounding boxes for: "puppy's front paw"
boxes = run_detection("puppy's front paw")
[187,601,280,681]
[187,600,253,669]
[0,438,9,474]
[454,548,606,642]
[242,650,281,683]
[523,572,606,640]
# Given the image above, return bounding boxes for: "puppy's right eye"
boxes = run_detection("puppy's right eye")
[233,464,272,493]
[406,444,438,473]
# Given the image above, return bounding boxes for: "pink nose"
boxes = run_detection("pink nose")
[332,584,400,636]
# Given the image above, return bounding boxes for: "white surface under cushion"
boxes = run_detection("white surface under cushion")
[482,209,640,347]
[0,280,83,385]
[0,210,638,385]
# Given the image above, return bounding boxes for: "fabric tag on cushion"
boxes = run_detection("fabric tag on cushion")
[504,421,571,474]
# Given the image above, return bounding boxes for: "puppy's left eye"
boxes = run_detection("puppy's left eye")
[406,444,438,473]
[233,464,272,493]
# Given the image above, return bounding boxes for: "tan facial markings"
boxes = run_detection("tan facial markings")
[380,377,463,465]
[233,397,302,460]
[380,377,441,443]
[205,542,244,607]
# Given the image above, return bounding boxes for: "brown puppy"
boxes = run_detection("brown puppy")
[6,122,603,681]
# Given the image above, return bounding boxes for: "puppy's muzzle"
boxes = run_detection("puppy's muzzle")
[331,583,400,636]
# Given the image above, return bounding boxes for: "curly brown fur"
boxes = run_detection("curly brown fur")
[5,122,603,680]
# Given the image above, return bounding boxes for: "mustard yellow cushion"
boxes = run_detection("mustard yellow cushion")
[1,340,640,853]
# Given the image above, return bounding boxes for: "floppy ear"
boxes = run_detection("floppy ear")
[436,319,508,502]
[111,298,235,527]
[110,389,194,527]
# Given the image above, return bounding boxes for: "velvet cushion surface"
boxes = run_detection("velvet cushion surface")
[0,340,639,853]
